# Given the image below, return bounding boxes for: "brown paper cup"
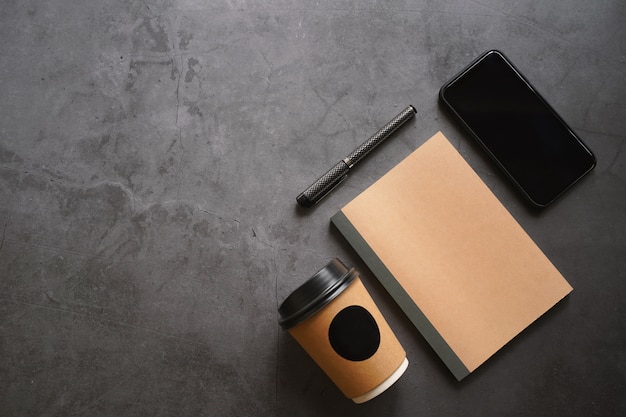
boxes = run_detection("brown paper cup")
[279,259,408,403]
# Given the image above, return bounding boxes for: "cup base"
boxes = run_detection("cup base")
[351,357,409,404]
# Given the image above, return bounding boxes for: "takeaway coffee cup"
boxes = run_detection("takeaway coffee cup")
[278,258,408,403]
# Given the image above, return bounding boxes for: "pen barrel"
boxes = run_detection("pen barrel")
[296,161,350,208]
[345,105,416,167]
[296,105,416,208]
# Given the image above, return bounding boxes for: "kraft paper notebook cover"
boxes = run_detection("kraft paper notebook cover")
[331,131,572,381]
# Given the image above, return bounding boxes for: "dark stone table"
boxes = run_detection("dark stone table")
[1,1,624,416]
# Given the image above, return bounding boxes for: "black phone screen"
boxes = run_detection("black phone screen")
[440,50,595,207]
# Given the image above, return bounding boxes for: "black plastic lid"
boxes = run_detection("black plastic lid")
[278,258,357,329]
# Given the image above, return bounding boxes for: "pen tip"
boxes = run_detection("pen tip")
[296,194,315,208]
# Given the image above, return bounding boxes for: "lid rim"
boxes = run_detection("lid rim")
[278,259,357,329]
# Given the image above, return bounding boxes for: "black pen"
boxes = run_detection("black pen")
[296,105,417,208]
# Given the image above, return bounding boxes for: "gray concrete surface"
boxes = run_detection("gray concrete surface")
[1,1,624,416]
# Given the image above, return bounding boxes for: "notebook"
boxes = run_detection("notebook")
[331,131,572,380]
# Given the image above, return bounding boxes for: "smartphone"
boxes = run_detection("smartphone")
[439,50,595,207]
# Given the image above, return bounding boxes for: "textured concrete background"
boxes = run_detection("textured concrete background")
[1,0,624,416]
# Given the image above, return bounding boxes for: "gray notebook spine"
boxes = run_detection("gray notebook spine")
[331,210,470,381]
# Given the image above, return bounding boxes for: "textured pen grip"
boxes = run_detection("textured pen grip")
[296,161,350,208]
[345,105,416,167]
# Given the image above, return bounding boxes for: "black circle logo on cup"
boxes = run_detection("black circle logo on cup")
[328,305,381,361]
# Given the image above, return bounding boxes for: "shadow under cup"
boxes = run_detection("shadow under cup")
[279,259,408,403]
